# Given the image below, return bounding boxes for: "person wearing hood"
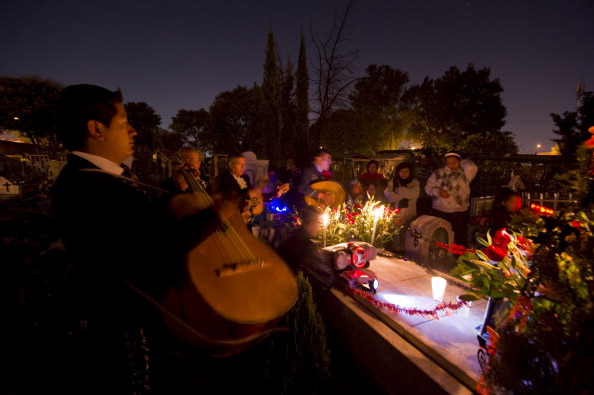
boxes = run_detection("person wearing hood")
[384,161,420,253]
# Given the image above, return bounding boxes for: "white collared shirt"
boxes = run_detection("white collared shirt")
[232,173,247,189]
[72,151,124,176]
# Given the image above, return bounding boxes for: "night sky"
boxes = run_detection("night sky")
[1,0,593,154]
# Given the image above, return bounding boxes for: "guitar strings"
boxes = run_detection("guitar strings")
[182,168,257,264]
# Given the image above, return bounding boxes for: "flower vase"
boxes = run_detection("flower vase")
[479,297,504,336]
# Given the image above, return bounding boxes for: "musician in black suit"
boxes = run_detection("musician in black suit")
[214,152,253,212]
[159,146,208,193]
[51,84,215,393]
[296,148,335,209]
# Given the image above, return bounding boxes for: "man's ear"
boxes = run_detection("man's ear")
[87,120,106,141]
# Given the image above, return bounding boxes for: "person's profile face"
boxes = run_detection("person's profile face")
[101,103,137,163]
[398,167,410,179]
[445,157,461,171]
[316,153,332,171]
[229,157,246,177]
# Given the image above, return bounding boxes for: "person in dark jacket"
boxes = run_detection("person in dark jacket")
[296,148,335,210]
[51,84,215,393]
[277,205,336,289]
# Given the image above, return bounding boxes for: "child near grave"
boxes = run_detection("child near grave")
[489,188,523,236]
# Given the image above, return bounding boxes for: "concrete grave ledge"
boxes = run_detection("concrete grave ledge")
[313,256,487,395]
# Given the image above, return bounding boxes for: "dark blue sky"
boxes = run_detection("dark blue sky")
[1,0,593,154]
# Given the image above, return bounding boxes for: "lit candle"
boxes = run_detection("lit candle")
[370,207,383,246]
[432,277,447,302]
[322,212,329,247]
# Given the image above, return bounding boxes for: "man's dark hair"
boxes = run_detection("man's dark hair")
[313,148,330,159]
[498,187,521,203]
[299,205,320,225]
[227,152,244,164]
[367,160,379,171]
[57,84,123,151]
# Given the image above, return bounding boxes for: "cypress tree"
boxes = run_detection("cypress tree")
[295,32,310,167]
[262,27,283,163]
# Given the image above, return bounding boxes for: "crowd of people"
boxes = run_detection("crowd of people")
[46,83,525,392]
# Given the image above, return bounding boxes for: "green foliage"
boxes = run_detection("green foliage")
[261,28,283,163]
[468,144,594,394]
[457,131,518,156]
[0,76,64,156]
[271,271,332,394]
[452,232,532,303]
[208,85,266,155]
[169,109,211,153]
[551,90,594,160]
[294,32,311,167]
[124,102,162,150]
[409,64,507,153]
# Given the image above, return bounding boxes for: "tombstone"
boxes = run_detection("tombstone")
[242,151,269,187]
[405,215,455,273]
[0,176,22,197]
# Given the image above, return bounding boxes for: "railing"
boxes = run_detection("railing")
[520,192,575,212]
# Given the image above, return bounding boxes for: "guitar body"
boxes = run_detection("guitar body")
[241,188,264,223]
[162,192,298,357]
[304,180,346,210]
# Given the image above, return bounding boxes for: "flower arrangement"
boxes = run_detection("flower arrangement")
[313,199,402,248]
[452,128,594,394]
[452,229,533,304]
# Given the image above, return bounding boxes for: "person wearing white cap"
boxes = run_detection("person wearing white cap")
[424,152,478,248]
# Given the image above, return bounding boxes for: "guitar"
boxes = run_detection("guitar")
[304,180,346,210]
[241,183,290,223]
[162,160,298,357]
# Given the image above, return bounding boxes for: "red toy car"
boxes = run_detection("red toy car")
[324,242,379,293]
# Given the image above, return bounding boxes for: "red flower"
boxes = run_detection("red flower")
[571,220,583,229]
[492,229,513,247]
[484,244,507,262]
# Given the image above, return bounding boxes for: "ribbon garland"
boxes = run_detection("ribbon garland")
[339,283,467,320]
